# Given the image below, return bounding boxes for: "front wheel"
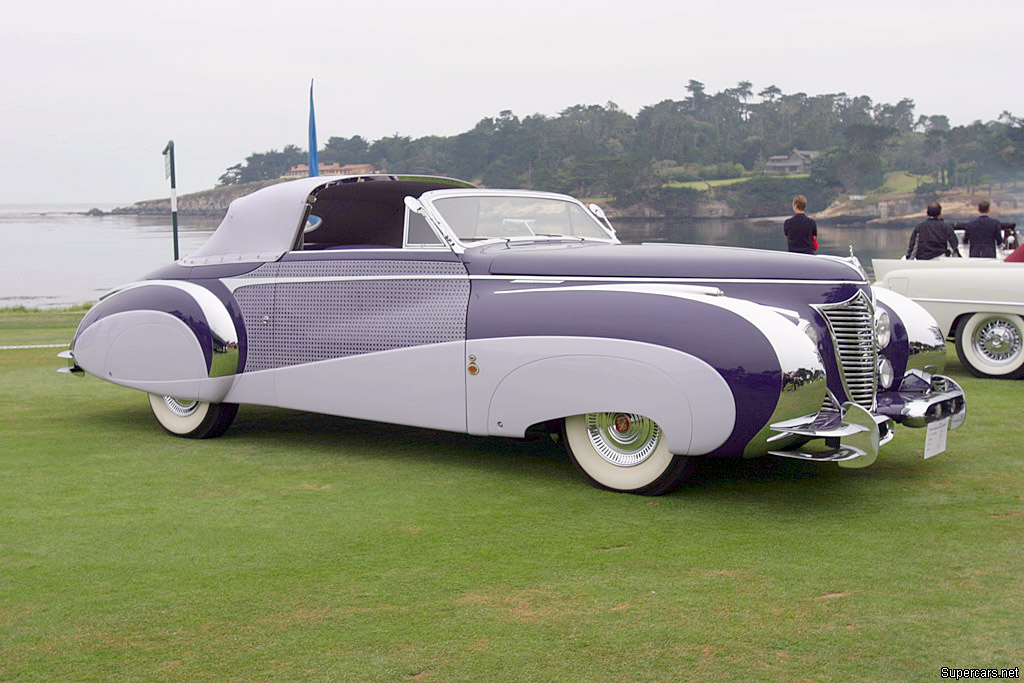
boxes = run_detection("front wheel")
[148,394,239,438]
[563,413,693,495]
[955,313,1024,379]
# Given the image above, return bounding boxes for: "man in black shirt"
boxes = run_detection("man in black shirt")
[784,195,817,254]
[962,200,1003,257]
[907,202,960,260]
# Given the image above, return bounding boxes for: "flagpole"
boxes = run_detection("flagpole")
[162,140,179,260]
[308,79,319,177]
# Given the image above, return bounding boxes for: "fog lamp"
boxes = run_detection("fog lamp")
[878,357,894,389]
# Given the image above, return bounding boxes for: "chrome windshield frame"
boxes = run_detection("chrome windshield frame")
[417,189,620,254]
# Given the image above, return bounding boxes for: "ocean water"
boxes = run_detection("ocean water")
[0,205,917,309]
[0,205,218,308]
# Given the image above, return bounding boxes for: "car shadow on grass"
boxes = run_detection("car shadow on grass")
[94,402,904,503]
[222,405,866,498]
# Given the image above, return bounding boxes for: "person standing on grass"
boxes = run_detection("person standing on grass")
[906,201,960,260]
[962,200,1003,258]
[784,195,818,254]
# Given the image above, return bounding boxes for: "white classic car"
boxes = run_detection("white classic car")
[873,248,1024,378]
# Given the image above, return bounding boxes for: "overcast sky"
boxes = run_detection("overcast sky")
[2,0,1022,205]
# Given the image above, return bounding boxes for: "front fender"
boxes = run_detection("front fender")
[474,337,734,455]
[873,285,946,375]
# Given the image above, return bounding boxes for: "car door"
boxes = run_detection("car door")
[265,206,471,433]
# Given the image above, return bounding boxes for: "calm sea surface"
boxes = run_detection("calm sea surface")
[0,205,916,309]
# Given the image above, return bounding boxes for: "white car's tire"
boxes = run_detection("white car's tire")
[563,413,692,495]
[955,313,1024,379]
[148,394,239,438]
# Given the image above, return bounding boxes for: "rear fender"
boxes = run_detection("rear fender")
[72,281,239,402]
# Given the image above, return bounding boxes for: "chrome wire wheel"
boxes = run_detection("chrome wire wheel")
[585,412,662,467]
[564,412,692,495]
[971,317,1023,366]
[956,313,1024,379]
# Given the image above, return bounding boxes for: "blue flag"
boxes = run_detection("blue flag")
[308,79,319,177]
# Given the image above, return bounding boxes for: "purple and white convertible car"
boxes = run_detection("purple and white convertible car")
[60,175,966,494]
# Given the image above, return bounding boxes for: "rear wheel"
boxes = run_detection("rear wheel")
[563,412,693,495]
[955,313,1024,379]
[148,394,238,438]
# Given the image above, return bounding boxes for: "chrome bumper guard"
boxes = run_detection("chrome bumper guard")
[764,369,965,469]
[875,370,966,430]
[56,349,84,376]
[767,402,889,469]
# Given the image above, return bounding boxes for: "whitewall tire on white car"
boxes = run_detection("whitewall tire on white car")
[955,313,1024,379]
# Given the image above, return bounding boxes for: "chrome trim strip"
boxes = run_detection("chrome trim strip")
[221,273,863,292]
[222,274,472,292]
[478,276,863,285]
[910,296,1024,307]
[493,283,725,297]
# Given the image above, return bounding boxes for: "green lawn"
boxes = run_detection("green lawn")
[664,176,766,191]
[1,310,1021,680]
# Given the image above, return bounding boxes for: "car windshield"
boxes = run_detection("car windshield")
[429,195,612,243]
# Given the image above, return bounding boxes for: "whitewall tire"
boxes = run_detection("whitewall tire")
[148,394,239,438]
[955,313,1024,379]
[563,413,693,495]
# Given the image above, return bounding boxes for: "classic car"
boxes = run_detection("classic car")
[874,250,1024,379]
[59,175,966,495]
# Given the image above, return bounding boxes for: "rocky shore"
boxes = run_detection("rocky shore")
[109,179,283,217]
[105,179,1024,224]
[813,189,1024,225]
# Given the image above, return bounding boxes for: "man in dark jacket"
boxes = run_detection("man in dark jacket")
[784,195,818,254]
[962,200,1003,257]
[907,202,960,260]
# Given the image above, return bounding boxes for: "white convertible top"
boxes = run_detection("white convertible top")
[181,174,472,266]
[181,177,331,266]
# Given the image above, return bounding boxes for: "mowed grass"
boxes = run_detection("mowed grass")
[1,310,1022,681]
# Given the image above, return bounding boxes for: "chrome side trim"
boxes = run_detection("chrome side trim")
[911,296,1024,307]
[222,273,867,291]
[222,274,471,293]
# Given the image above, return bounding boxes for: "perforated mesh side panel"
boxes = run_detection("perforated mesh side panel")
[243,262,280,278]
[251,260,466,279]
[231,259,470,372]
[271,278,469,368]
[234,277,277,372]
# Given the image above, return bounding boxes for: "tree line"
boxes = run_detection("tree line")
[217,81,1024,212]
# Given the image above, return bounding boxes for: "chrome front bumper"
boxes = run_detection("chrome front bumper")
[875,370,966,429]
[765,370,966,469]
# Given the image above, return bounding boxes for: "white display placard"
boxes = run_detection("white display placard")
[923,417,950,459]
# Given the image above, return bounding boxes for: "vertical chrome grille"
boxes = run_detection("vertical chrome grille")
[814,291,877,410]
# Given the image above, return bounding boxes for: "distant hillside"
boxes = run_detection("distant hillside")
[111,179,284,217]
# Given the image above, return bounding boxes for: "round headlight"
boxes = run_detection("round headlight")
[875,309,892,348]
[878,357,894,389]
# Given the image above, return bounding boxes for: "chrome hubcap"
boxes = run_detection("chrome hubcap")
[973,318,1023,365]
[585,413,661,467]
[163,396,201,418]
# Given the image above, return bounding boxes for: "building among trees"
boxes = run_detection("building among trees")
[765,149,820,174]
[282,163,378,178]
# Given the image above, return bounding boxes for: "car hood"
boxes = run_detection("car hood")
[467,242,865,282]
